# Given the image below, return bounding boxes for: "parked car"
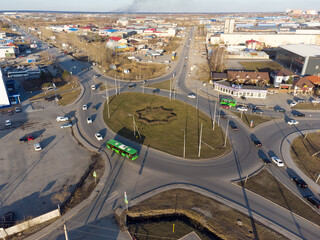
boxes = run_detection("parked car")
[19,135,34,143]
[236,106,248,112]
[5,120,11,126]
[34,143,42,151]
[87,117,92,124]
[252,108,263,115]
[95,133,103,141]
[297,99,306,103]
[260,155,271,165]
[152,88,160,94]
[187,93,196,99]
[56,116,69,122]
[271,156,284,167]
[291,177,308,188]
[289,101,298,107]
[287,119,299,125]
[82,104,87,110]
[91,85,96,90]
[15,107,22,113]
[60,122,72,129]
[220,111,227,119]
[311,99,320,103]
[275,108,285,113]
[304,195,320,208]
[292,111,305,117]
[128,84,136,89]
[252,139,262,147]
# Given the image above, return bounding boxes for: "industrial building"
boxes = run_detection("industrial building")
[0,70,10,107]
[276,44,320,76]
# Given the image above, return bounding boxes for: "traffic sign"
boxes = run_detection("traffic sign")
[93,171,97,178]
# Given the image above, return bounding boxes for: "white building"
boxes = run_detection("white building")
[0,71,10,107]
[224,18,235,34]
[0,46,16,59]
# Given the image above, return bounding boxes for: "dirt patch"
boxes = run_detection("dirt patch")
[135,106,177,125]
[115,189,288,240]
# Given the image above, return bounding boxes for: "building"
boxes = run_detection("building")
[0,71,10,107]
[0,46,16,58]
[305,75,320,86]
[224,18,235,34]
[270,69,297,87]
[276,44,320,76]
[292,78,314,94]
[227,71,270,86]
[213,80,268,99]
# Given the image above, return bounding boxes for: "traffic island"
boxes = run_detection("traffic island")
[232,112,275,128]
[103,92,231,159]
[114,189,288,240]
[237,169,320,226]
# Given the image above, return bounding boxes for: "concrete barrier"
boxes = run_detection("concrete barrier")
[0,208,60,237]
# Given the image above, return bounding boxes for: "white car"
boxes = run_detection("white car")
[56,116,69,122]
[187,93,196,99]
[60,122,72,128]
[271,156,284,167]
[34,143,42,151]
[87,117,92,124]
[82,104,87,110]
[289,101,298,107]
[287,119,299,125]
[5,120,11,126]
[91,85,96,90]
[311,99,320,103]
[236,106,248,112]
[95,133,103,141]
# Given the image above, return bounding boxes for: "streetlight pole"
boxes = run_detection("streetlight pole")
[224,116,230,147]
[181,129,186,158]
[128,114,135,137]
[213,101,217,130]
[198,123,203,157]
[106,80,110,118]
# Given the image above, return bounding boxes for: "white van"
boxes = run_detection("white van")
[91,85,96,90]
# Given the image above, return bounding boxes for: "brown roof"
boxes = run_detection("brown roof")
[273,68,296,77]
[227,71,270,82]
[293,78,314,89]
[305,75,320,85]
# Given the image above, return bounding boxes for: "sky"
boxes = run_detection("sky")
[1,0,320,13]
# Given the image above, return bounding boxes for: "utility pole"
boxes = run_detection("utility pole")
[115,75,118,95]
[106,80,110,118]
[181,129,186,158]
[198,123,203,157]
[217,108,221,127]
[128,114,135,136]
[64,224,69,240]
[169,77,172,101]
[213,101,217,130]
[224,116,230,147]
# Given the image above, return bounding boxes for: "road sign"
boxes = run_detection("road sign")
[250,120,253,128]
[124,191,128,205]
[93,171,97,178]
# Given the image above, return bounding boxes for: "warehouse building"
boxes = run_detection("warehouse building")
[0,70,10,107]
[276,44,320,76]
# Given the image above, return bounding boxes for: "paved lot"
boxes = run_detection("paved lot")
[0,109,92,221]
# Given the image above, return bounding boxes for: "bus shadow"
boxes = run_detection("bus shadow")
[113,127,146,155]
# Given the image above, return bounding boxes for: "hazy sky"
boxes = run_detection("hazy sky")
[1,0,320,12]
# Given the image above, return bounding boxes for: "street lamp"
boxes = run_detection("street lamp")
[128,114,135,137]
[181,129,186,158]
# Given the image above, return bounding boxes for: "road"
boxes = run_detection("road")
[16,26,320,240]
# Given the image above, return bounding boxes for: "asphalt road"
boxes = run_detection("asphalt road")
[18,26,320,240]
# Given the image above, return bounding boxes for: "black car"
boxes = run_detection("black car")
[260,155,271,165]
[291,177,308,188]
[220,111,227,119]
[229,121,238,131]
[252,108,263,115]
[304,195,320,208]
[252,139,262,147]
[293,112,305,117]
[128,84,136,89]
[19,137,28,143]
[152,88,160,94]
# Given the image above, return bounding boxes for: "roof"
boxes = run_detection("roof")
[178,231,201,240]
[212,72,228,79]
[305,75,320,85]
[109,36,122,42]
[107,139,137,155]
[279,44,320,57]
[273,68,296,77]
[293,77,314,88]
[227,71,270,82]
[215,80,268,91]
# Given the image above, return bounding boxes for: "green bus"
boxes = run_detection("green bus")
[107,139,138,160]
[220,98,236,107]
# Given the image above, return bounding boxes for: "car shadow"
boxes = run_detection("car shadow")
[91,114,97,122]
[40,135,56,149]
[286,168,313,196]
[30,129,46,139]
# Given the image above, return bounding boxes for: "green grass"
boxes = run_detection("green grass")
[233,112,274,128]
[240,61,283,73]
[292,103,320,110]
[127,189,288,240]
[239,169,320,225]
[290,133,320,183]
[103,93,230,159]
[148,80,172,91]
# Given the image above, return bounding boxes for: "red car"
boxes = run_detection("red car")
[220,104,230,109]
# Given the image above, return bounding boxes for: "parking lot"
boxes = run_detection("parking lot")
[0,109,92,221]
